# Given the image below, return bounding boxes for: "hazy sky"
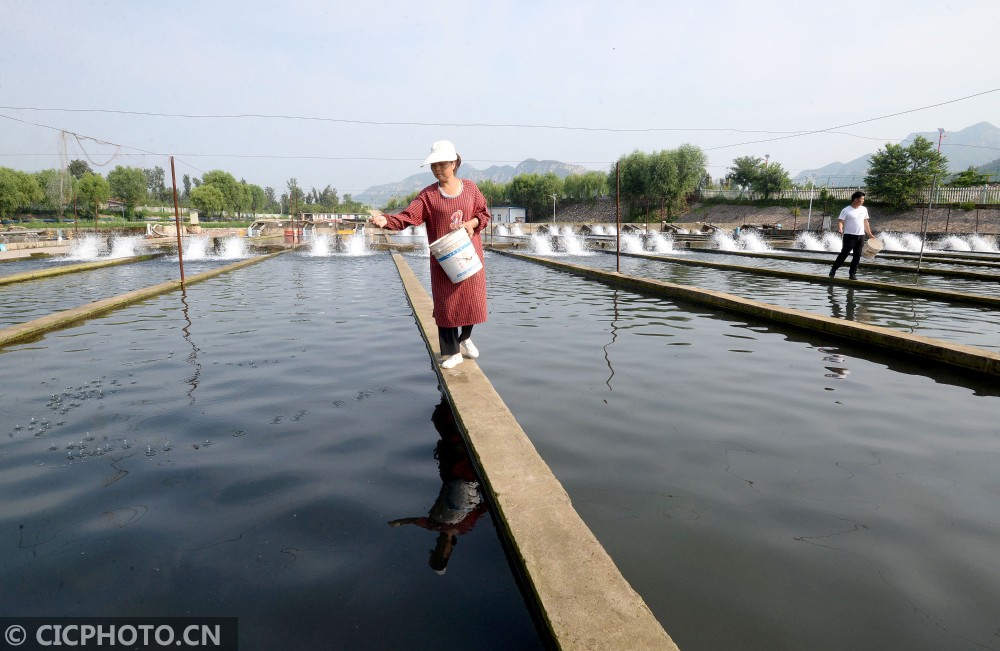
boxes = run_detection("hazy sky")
[2,0,998,198]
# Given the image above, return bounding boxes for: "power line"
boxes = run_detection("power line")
[702,88,1000,152]
[2,87,996,137]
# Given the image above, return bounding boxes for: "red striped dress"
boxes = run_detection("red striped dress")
[382,180,490,327]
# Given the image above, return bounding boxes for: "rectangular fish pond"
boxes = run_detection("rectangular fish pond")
[406,249,1000,651]
[0,251,545,650]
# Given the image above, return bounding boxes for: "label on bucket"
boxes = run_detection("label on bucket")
[431,231,482,284]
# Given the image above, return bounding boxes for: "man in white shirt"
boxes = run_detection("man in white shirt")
[829,191,874,280]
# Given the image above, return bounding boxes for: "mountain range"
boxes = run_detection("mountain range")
[354,159,590,206]
[355,122,1000,205]
[792,121,1000,186]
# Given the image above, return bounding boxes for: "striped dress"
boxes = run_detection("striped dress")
[382,180,490,327]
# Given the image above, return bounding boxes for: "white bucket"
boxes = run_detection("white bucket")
[429,228,483,284]
[862,237,884,259]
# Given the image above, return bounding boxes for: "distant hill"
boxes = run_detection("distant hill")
[793,121,1000,186]
[355,159,591,207]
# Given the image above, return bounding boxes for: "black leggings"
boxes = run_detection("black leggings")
[831,234,865,277]
[438,325,474,357]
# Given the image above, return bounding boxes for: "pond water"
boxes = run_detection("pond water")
[6,239,1000,650]
[407,251,1000,651]
[0,252,544,650]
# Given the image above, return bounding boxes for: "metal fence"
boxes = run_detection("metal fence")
[700,185,1000,204]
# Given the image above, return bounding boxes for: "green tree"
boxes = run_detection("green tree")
[246,184,267,217]
[751,161,791,200]
[0,168,44,218]
[68,159,93,179]
[143,166,168,202]
[201,170,241,217]
[34,168,67,216]
[75,172,110,220]
[563,171,608,201]
[617,145,707,220]
[318,184,339,209]
[728,156,763,195]
[383,191,420,211]
[107,165,147,218]
[477,179,508,207]
[189,184,225,219]
[182,174,192,198]
[285,178,304,215]
[864,135,947,209]
[948,166,989,187]
[507,173,562,221]
[264,186,278,213]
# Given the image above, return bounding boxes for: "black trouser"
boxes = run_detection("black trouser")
[439,325,474,357]
[831,234,865,278]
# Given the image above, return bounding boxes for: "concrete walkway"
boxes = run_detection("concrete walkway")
[390,254,679,651]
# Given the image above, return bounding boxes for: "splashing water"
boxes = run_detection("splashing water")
[495,224,510,236]
[711,231,738,251]
[620,233,645,253]
[179,235,248,260]
[794,232,827,251]
[417,238,430,257]
[342,230,369,256]
[108,236,144,258]
[65,235,103,260]
[937,235,972,251]
[879,232,925,252]
[529,233,555,255]
[821,232,843,251]
[310,235,332,256]
[647,232,675,253]
[968,234,1000,253]
[560,226,590,255]
[738,230,772,252]
[510,224,524,236]
[217,236,248,259]
[712,230,772,252]
[182,236,210,260]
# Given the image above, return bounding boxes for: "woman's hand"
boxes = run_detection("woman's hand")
[367,209,387,228]
[459,218,478,237]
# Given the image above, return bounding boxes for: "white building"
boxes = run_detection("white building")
[490,206,525,223]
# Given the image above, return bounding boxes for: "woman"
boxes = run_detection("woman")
[368,140,490,369]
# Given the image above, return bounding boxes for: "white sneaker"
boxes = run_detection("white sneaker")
[440,353,464,369]
[460,339,480,359]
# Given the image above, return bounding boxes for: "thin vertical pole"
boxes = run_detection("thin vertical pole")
[615,162,621,273]
[170,156,186,284]
[917,176,934,272]
[917,132,944,273]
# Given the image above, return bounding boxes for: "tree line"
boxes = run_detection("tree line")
[383,147,710,222]
[1,138,989,222]
[0,159,365,222]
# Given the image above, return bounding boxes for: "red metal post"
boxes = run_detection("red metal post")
[170,156,186,284]
[616,162,621,273]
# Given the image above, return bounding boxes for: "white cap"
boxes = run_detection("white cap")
[422,140,458,166]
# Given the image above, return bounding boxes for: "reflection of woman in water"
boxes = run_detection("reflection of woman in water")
[388,399,487,574]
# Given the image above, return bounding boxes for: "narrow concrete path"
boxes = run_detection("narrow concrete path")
[390,254,679,651]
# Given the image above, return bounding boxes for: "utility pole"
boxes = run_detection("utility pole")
[918,128,946,271]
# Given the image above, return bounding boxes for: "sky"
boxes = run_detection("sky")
[1,0,998,199]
